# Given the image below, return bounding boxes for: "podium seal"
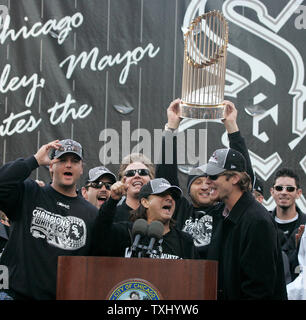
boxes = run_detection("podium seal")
[107,278,162,300]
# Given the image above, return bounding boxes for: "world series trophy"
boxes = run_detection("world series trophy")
[180,11,229,119]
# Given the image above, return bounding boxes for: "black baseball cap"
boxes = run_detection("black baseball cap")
[202,148,246,175]
[53,139,83,160]
[87,166,117,184]
[138,178,182,200]
[253,176,264,195]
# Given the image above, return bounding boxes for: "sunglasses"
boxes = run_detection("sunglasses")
[274,185,297,192]
[86,181,113,190]
[206,173,227,181]
[124,169,150,177]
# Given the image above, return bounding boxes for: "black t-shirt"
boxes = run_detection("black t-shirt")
[151,229,185,259]
[92,198,198,259]
[275,219,298,238]
[0,157,98,300]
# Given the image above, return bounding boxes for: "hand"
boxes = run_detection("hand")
[35,180,46,187]
[222,100,239,133]
[34,140,61,166]
[110,181,127,201]
[166,98,182,129]
[295,224,305,248]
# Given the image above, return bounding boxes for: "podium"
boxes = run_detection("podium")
[56,256,218,300]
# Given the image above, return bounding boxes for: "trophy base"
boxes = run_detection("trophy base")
[179,102,225,120]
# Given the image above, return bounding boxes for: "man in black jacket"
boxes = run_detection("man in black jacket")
[0,139,98,300]
[155,99,254,258]
[92,178,198,259]
[203,148,287,300]
[270,168,306,281]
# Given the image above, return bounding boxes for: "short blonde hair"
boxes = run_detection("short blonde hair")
[118,153,155,180]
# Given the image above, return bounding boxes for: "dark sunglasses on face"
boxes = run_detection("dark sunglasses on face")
[206,173,226,181]
[274,185,297,192]
[124,169,150,177]
[87,181,113,190]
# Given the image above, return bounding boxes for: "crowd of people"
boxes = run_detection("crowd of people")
[0,99,304,300]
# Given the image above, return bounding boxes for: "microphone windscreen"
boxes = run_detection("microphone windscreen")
[147,221,164,239]
[132,219,148,237]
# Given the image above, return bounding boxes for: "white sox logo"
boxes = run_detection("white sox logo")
[182,0,306,211]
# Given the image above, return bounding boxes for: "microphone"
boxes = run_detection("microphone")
[146,221,164,255]
[131,219,148,252]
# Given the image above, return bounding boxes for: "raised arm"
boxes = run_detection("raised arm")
[223,100,255,186]
[155,98,181,187]
[0,140,61,220]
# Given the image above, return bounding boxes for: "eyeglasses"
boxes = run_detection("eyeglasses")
[124,169,150,177]
[274,185,297,192]
[86,181,113,190]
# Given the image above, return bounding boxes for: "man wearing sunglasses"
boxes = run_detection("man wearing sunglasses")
[0,139,98,300]
[82,166,117,209]
[112,153,155,222]
[270,168,305,282]
[155,99,254,259]
[202,148,287,300]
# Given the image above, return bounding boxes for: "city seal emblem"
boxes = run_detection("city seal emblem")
[107,278,162,300]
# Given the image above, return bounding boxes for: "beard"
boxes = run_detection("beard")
[278,204,290,211]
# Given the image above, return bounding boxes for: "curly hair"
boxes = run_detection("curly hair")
[118,153,155,180]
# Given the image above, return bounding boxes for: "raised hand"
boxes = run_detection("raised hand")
[34,140,61,166]
[222,100,239,133]
[166,98,182,130]
[110,181,127,201]
[295,224,305,248]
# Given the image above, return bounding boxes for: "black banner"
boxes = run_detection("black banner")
[0,0,305,211]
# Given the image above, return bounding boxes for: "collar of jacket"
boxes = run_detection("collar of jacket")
[225,191,255,225]
[0,222,9,240]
